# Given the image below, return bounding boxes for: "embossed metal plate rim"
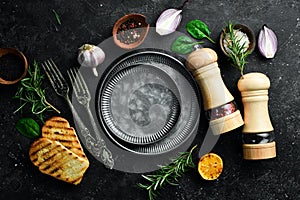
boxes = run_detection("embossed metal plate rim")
[101,65,180,145]
[96,49,200,155]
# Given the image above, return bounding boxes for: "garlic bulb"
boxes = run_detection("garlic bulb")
[77,44,105,77]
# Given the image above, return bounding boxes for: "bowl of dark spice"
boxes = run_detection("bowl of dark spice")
[112,13,150,49]
[0,48,28,85]
[219,23,256,57]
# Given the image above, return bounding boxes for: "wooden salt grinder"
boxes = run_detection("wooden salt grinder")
[238,72,276,160]
[186,48,244,135]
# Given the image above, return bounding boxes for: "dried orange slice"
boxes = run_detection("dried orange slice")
[198,153,223,180]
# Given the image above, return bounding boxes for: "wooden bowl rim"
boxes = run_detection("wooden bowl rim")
[0,48,28,85]
[112,13,150,49]
[219,24,256,57]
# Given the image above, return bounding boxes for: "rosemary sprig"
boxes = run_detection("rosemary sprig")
[138,145,197,200]
[13,60,60,121]
[224,22,250,76]
[52,9,61,25]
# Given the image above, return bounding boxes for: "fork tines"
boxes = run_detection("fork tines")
[41,59,69,96]
[67,68,90,98]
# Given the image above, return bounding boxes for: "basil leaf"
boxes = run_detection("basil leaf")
[16,118,40,138]
[186,20,215,44]
[171,36,196,54]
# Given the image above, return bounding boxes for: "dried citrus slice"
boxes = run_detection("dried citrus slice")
[198,153,223,180]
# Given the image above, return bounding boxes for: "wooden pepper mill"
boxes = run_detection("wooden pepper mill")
[186,48,244,135]
[238,72,276,160]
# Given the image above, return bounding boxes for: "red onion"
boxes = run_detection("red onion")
[258,25,278,58]
[156,8,182,35]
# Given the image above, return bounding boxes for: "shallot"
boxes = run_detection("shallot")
[258,25,278,58]
[156,0,189,35]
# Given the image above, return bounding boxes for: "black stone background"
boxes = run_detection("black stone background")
[0,0,299,199]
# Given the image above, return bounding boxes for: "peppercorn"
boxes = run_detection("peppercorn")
[117,19,143,44]
[206,101,237,120]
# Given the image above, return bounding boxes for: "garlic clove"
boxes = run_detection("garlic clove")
[156,8,182,36]
[258,25,278,59]
[77,44,105,77]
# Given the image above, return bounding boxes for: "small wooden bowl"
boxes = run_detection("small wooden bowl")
[112,13,150,49]
[219,24,255,57]
[0,48,28,85]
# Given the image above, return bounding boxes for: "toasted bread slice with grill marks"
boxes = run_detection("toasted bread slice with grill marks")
[29,137,89,185]
[42,116,87,160]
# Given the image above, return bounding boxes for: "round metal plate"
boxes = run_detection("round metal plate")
[97,50,200,154]
[101,64,180,145]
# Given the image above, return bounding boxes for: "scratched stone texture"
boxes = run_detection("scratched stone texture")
[0,0,299,199]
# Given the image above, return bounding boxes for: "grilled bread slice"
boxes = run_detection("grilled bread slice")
[42,116,87,160]
[29,137,89,185]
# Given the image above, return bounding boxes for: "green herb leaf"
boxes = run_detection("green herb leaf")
[13,60,60,121]
[171,36,203,54]
[52,9,61,25]
[186,20,215,44]
[223,21,250,76]
[16,118,40,138]
[138,145,197,200]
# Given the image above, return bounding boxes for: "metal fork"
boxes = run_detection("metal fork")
[41,59,114,169]
[67,67,114,168]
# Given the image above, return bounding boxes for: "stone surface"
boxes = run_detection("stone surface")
[0,0,299,199]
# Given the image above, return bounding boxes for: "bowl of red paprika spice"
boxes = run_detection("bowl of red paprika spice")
[112,13,150,49]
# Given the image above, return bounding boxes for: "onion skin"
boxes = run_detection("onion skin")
[258,25,278,59]
[156,8,182,36]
